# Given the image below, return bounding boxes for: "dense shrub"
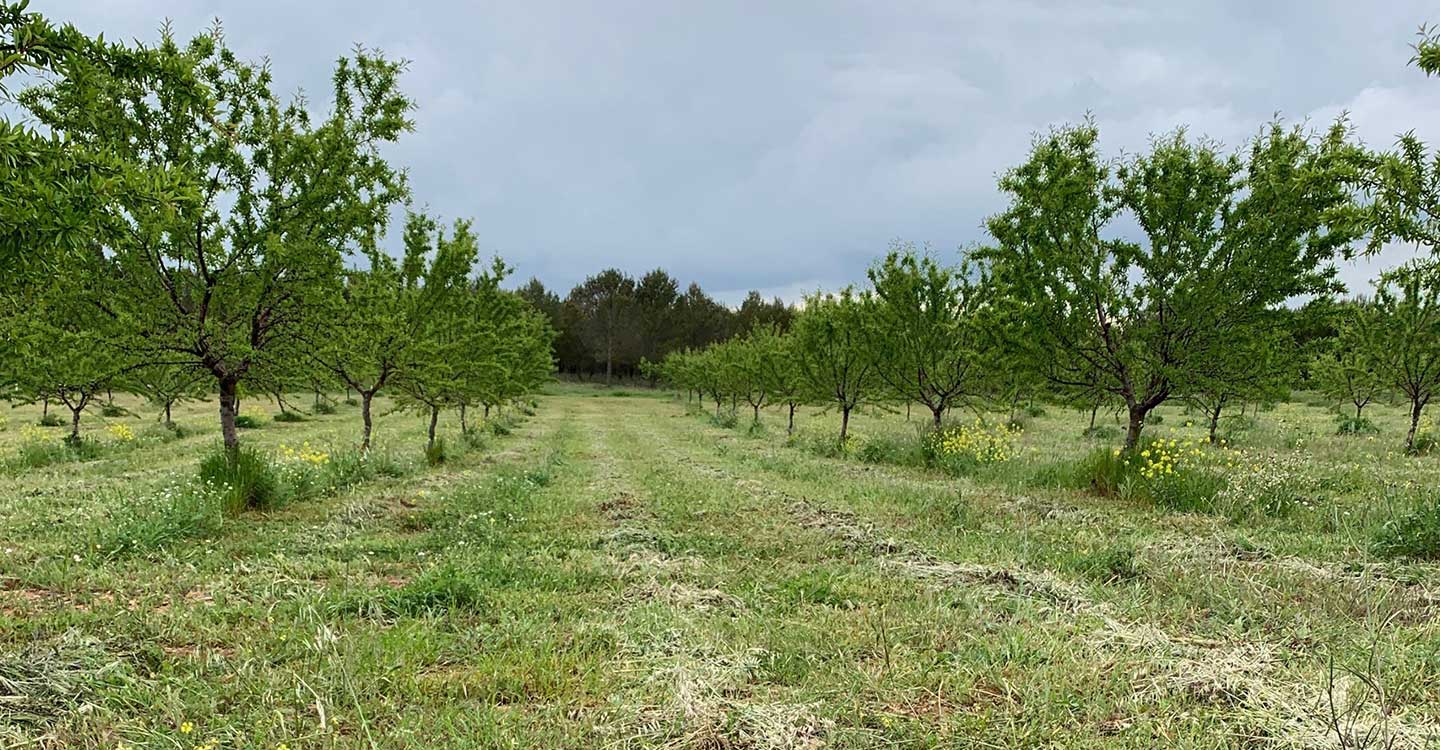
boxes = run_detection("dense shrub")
[923,420,1021,476]
[425,437,449,467]
[198,446,280,514]
[1372,497,1440,560]
[1082,425,1120,441]
[1335,414,1380,435]
[709,411,738,429]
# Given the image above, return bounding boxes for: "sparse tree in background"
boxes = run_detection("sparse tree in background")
[569,269,636,385]
[1357,261,1440,452]
[863,245,989,428]
[791,289,876,443]
[131,363,208,427]
[983,122,1361,449]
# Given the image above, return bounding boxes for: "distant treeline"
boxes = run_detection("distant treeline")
[516,269,795,382]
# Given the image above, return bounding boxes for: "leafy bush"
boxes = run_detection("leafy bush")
[1022,404,1047,418]
[425,437,448,467]
[38,413,64,427]
[709,411,738,429]
[92,479,225,557]
[1082,425,1119,441]
[923,420,1021,476]
[272,410,306,423]
[1070,438,1221,512]
[198,446,280,514]
[1409,431,1439,456]
[1335,414,1380,435]
[1210,449,1314,519]
[5,429,102,471]
[313,401,338,415]
[853,432,921,466]
[233,415,261,429]
[1372,496,1440,560]
[486,418,513,436]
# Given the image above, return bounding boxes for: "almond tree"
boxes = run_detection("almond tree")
[982,122,1361,449]
[19,22,413,455]
[1357,261,1440,452]
[791,289,876,443]
[862,245,988,428]
[310,212,475,451]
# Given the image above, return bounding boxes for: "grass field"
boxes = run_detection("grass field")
[1,385,1438,748]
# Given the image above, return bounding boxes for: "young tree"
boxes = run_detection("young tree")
[0,279,124,441]
[310,212,475,451]
[19,23,413,454]
[1313,316,1386,421]
[1184,324,1294,443]
[1357,261,1440,452]
[130,363,208,427]
[862,245,988,428]
[791,289,876,443]
[982,122,1360,449]
[751,325,805,434]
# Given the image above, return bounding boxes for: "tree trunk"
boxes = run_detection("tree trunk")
[787,403,796,435]
[484,403,491,420]
[68,404,83,443]
[1088,405,1098,430]
[1355,402,1365,420]
[714,397,722,418]
[1207,400,1224,445]
[1124,404,1146,451]
[752,404,760,423]
[839,405,852,444]
[931,404,944,430]
[605,339,614,386]
[42,400,49,418]
[460,403,469,433]
[360,391,375,452]
[164,401,173,427]
[1406,397,1425,453]
[218,376,240,454]
[427,405,439,452]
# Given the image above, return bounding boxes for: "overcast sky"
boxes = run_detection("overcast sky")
[36,1,1440,303]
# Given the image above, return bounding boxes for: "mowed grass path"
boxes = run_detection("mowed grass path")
[1,386,1438,748]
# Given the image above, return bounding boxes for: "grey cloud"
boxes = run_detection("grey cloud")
[38,0,1440,303]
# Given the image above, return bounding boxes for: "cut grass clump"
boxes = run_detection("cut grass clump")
[1372,496,1440,560]
[99,403,127,418]
[709,410,739,429]
[312,401,338,415]
[198,445,280,514]
[5,435,103,473]
[233,415,262,429]
[37,413,64,427]
[272,410,306,423]
[0,630,135,732]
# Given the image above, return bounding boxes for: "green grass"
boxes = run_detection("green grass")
[0,385,1437,748]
